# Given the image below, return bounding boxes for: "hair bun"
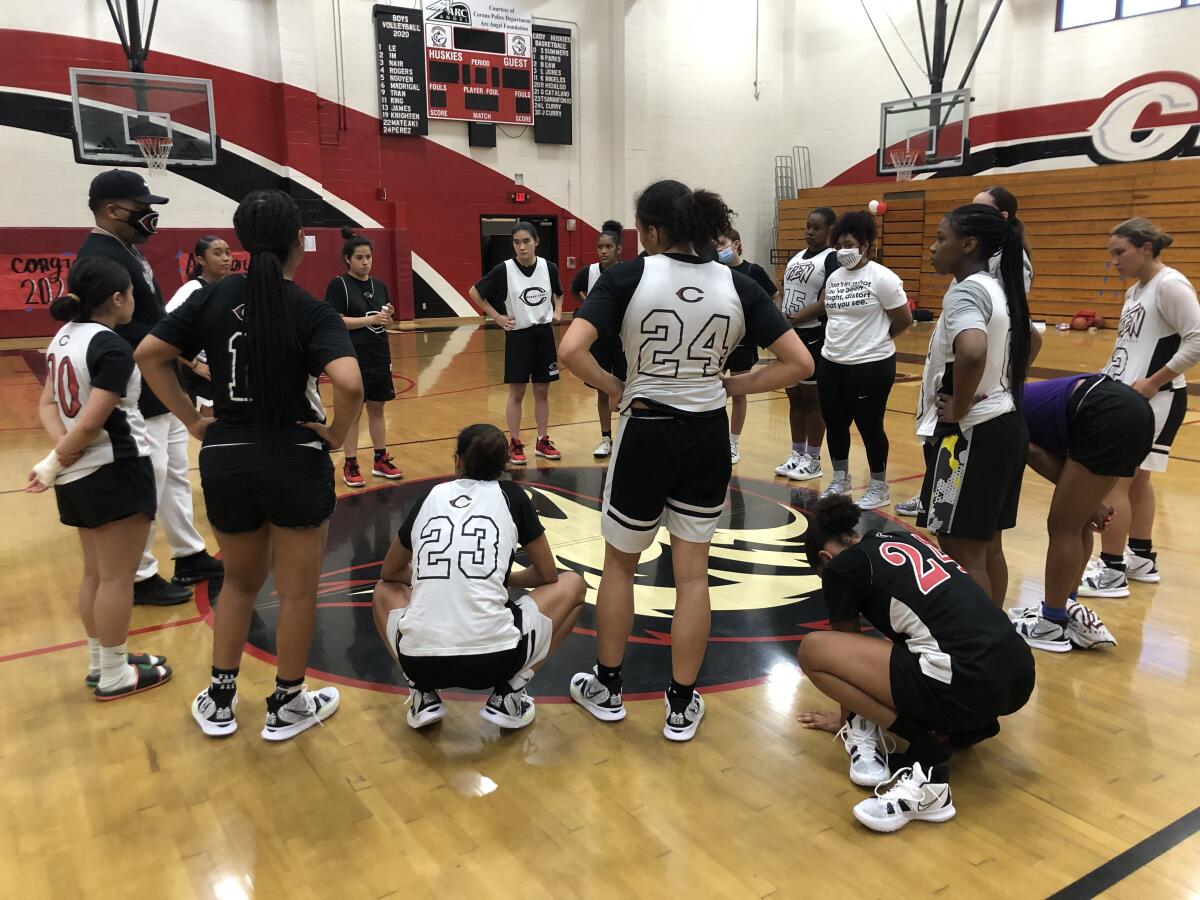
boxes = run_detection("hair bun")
[601,219,623,234]
[1161,232,1175,249]
[340,226,357,240]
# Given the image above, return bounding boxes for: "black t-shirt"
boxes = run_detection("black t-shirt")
[77,230,169,418]
[570,267,590,297]
[152,275,355,445]
[821,531,1018,683]
[398,479,544,549]
[473,259,563,313]
[731,260,779,349]
[324,275,392,374]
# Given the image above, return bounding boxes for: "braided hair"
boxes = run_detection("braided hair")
[232,189,302,433]
[944,202,1032,403]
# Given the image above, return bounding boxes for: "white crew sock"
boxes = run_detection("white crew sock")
[98,643,135,692]
[88,637,101,675]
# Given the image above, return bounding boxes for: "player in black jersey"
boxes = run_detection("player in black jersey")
[559,180,812,741]
[796,496,1035,833]
[715,228,780,464]
[570,220,625,458]
[27,257,171,700]
[325,228,403,487]
[136,190,364,743]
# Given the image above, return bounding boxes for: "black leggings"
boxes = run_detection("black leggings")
[817,355,896,472]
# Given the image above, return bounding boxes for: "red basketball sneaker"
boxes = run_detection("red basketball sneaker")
[509,439,526,466]
[372,453,404,480]
[535,435,561,460]
[343,458,365,488]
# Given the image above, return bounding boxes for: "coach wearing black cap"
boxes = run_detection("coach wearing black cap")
[78,170,222,604]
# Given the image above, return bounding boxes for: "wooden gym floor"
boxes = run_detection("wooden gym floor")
[2,323,1200,898]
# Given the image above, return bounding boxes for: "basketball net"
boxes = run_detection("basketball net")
[889,148,919,183]
[134,135,173,177]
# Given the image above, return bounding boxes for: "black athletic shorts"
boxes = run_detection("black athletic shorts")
[504,324,560,384]
[889,633,1035,733]
[589,333,627,382]
[1067,375,1155,477]
[602,406,730,553]
[724,341,759,374]
[918,410,1028,540]
[795,326,824,386]
[200,443,335,534]
[363,374,396,403]
[55,456,156,529]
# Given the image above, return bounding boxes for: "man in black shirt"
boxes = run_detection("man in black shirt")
[716,228,780,465]
[77,170,221,604]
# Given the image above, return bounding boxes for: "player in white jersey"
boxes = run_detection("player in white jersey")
[470,222,565,465]
[165,235,232,414]
[570,220,625,458]
[372,424,586,729]
[1078,218,1200,597]
[915,203,1035,606]
[558,180,813,741]
[26,257,171,700]
[776,207,839,481]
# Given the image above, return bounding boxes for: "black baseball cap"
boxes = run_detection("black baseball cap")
[88,169,169,205]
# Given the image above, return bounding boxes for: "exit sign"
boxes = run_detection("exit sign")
[510,190,530,203]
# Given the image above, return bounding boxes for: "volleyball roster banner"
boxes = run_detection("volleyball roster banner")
[423,0,533,125]
[374,5,429,136]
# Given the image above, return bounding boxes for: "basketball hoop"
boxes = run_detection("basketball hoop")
[889,148,920,183]
[134,135,173,175]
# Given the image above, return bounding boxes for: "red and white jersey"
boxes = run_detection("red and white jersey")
[45,321,148,484]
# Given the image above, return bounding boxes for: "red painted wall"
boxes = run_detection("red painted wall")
[0,226,411,338]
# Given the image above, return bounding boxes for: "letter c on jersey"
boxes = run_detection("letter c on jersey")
[521,287,548,306]
[675,286,704,303]
[450,495,472,508]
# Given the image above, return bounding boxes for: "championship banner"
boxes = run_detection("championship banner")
[175,249,250,286]
[1,253,75,311]
[424,0,533,125]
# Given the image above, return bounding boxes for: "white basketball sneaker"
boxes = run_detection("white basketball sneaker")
[836,713,892,787]
[775,450,803,477]
[852,762,955,833]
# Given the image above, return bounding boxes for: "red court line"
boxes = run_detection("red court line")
[0,614,204,665]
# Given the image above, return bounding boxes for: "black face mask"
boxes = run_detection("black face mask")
[115,205,159,237]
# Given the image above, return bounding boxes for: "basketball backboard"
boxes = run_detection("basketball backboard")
[878,89,970,176]
[69,68,219,167]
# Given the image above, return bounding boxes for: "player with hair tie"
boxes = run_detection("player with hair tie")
[27,256,171,699]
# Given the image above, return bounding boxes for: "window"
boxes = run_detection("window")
[1057,0,1199,29]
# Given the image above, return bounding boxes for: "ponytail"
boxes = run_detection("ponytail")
[1111,217,1174,258]
[341,226,373,263]
[945,202,1032,404]
[634,180,734,253]
[188,234,223,280]
[803,495,862,569]
[51,257,131,323]
[232,190,302,434]
[982,187,1031,259]
[456,423,510,480]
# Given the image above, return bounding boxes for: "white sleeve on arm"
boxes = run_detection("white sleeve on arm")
[876,267,908,310]
[1160,277,1200,375]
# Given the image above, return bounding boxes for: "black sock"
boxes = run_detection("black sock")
[268,675,304,710]
[345,455,357,463]
[374,448,386,460]
[667,678,696,713]
[596,662,622,693]
[1129,538,1155,560]
[210,666,238,705]
[601,431,611,438]
[1100,552,1126,572]
[888,715,935,745]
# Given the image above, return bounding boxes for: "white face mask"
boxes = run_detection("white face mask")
[837,247,863,268]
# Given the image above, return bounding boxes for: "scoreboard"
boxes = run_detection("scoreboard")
[423,0,533,125]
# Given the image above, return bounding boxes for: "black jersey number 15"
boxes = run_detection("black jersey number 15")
[638,311,733,378]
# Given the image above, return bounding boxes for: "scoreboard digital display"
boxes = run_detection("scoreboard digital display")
[423,0,533,125]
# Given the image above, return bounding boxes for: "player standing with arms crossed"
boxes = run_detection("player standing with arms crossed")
[571,220,625,458]
[776,207,839,481]
[325,228,403,486]
[558,180,812,741]
[470,222,564,465]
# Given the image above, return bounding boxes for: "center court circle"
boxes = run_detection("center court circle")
[195,468,910,701]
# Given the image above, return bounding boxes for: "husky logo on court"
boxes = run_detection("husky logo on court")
[675,286,704,303]
[199,469,908,699]
[520,286,548,306]
[426,0,471,25]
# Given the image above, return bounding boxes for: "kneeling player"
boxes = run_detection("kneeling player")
[797,496,1035,833]
[372,423,586,729]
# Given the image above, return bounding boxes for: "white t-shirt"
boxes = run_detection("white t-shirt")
[821,261,908,365]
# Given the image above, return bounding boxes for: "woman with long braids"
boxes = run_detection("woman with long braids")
[165,235,232,414]
[136,190,364,742]
[914,203,1036,605]
[558,179,812,742]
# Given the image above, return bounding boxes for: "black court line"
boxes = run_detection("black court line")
[1048,806,1200,899]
